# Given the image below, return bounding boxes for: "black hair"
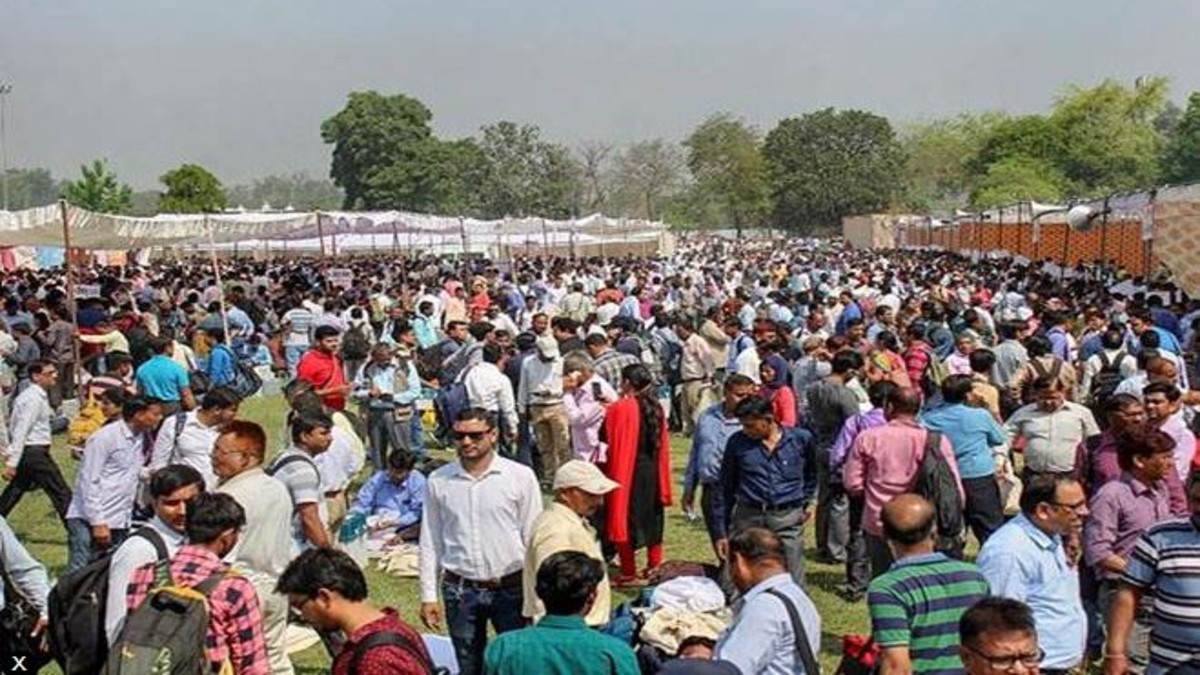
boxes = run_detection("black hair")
[734,395,774,420]
[455,407,497,429]
[867,380,898,409]
[482,343,503,364]
[1143,380,1181,402]
[959,597,1037,649]
[122,397,162,422]
[313,325,340,341]
[968,348,996,374]
[184,492,246,544]
[941,374,975,404]
[201,386,241,411]
[468,321,495,341]
[275,547,369,602]
[387,450,418,471]
[1101,329,1125,351]
[1018,472,1079,515]
[727,527,786,564]
[831,350,864,375]
[535,551,604,616]
[290,412,333,444]
[99,386,130,409]
[148,464,205,499]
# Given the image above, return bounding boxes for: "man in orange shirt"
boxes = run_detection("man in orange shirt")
[297,325,350,411]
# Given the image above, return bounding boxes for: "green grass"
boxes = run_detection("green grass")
[10,396,866,673]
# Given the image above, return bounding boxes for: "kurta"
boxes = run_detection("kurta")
[601,397,672,545]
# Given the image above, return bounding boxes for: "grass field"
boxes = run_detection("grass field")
[10,395,867,673]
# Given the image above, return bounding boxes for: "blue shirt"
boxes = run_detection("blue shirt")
[206,344,236,387]
[348,470,427,529]
[413,315,439,350]
[135,354,191,403]
[712,427,818,538]
[715,573,821,675]
[683,404,743,496]
[835,301,863,335]
[0,515,50,618]
[919,403,1006,479]
[1047,326,1071,362]
[976,514,1086,669]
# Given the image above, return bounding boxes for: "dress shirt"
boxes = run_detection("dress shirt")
[711,427,818,538]
[148,411,222,488]
[218,467,294,579]
[843,419,964,536]
[313,426,364,493]
[1079,349,1138,403]
[1159,413,1196,481]
[563,374,615,462]
[919,403,1006,479]
[418,455,543,602]
[829,408,887,476]
[463,361,519,433]
[1121,518,1200,674]
[0,515,50,618]
[1004,402,1100,473]
[990,340,1028,387]
[126,545,269,675]
[1084,473,1173,580]
[6,383,51,468]
[715,573,822,675]
[67,420,146,529]
[332,609,434,675]
[348,470,427,529]
[806,379,862,452]
[104,517,186,642]
[977,514,1087,669]
[522,502,611,626]
[683,404,743,497]
[679,333,715,381]
[353,359,421,410]
[517,355,564,414]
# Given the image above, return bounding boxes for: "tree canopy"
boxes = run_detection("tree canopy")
[158,163,226,213]
[63,160,133,214]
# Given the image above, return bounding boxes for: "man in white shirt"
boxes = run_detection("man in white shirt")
[518,336,570,485]
[147,387,241,489]
[1004,376,1101,474]
[0,360,72,526]
[216,420,298,675]
[463,344,519,446]
[419,408,542,675]
[105,464,204,643]
[716,527,821,675]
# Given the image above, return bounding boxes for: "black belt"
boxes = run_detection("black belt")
[444,569,522,590]
[736,499,805,513]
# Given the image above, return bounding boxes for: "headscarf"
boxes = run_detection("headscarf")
[760,353,789,390]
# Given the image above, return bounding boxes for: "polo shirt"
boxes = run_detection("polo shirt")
[1122,518,1200,674]
[484,615,638,675]
[976,514,1086,669]
[868,553,989,674]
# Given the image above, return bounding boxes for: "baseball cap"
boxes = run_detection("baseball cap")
[552,460,619,494]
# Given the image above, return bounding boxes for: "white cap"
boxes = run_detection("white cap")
[552,460,619,494]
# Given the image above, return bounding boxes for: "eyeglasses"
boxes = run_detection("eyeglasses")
[963,644,1044,671]
[454,430,490,442]
[288,596,314,620]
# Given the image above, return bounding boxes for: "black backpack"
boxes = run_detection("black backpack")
[48,528,169,675]
[1090,351,1127,407]
[911,431,966,556]
[1020,358,1063,404]
[340,324,371,361]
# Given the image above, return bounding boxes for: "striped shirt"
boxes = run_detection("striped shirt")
[868,553,990,674]
[1122,518,1200,674]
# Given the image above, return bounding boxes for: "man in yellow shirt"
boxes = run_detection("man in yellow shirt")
[523,460,618,627]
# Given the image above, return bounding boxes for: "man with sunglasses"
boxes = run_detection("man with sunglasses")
[977,472,1089,674]
[958,597,1043,675]
[418,407,542,675]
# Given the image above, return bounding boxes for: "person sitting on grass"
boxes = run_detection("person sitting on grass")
[346,450,426,544]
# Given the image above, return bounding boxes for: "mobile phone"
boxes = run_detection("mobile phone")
[592,381,604,401]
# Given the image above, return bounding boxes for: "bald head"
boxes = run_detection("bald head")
[1146,357,1177,380]
[881,494,936,548]
[885,387,923,418]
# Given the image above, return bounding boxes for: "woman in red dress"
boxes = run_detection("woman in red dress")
[602,363,672,587]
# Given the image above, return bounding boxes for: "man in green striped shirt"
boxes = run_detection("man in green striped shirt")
[868,494,990,674]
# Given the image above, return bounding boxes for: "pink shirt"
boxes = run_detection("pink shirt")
[843,418,964,536]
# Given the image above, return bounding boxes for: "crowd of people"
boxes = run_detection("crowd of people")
[1,234,1200,674]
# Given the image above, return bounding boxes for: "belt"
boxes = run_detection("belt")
[736,499,805,513]
[443,569,522,590]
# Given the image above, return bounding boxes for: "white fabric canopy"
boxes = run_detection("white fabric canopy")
[0,203,666,250]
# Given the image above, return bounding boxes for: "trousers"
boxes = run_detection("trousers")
[0,445,72,525]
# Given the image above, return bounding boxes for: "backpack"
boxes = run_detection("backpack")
[348,630,445,675]
[102,563,226,675]
[208,345,263,401]
[434,365,475,434]
[1089,351,1126,407]
[49,529,169,675]
[416,343,450,383]
[911,431,965,556]
[340,324,371,361]
[916,347,949,399]
[1020,358,1063,404]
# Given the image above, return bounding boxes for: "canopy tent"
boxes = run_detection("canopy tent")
[0,203,668,250]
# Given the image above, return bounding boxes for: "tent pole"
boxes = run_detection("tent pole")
[59,199,81,396]
[315,210,327,260]
[541,218,549,255]
[459,216,467,258]
[206,216,231,346]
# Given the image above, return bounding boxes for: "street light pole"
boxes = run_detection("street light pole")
[0,83,11,211]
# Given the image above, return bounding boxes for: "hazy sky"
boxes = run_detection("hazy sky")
[4,0,1200,188]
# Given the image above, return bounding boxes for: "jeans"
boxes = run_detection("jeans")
[285,345,306,377]
[66,518,127,573]
[442,580,525,675]
[409,413,426,457]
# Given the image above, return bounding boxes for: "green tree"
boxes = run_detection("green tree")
[63,160,134,213]
[969,156,1067,208]
[1161,92,1200,183]
[159,163,227,213]
[476,121,580,218]
[226,172,343,211]
[2,167,60,210]
[763,108,905,232]
[967,115,1068,179]
[321,91,440,210]
[610,139,685,221]
[900,112,1006,211]
[683,113,770,231]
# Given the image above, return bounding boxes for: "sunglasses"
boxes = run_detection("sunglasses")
[454,430,491,442]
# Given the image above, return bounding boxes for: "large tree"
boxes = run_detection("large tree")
[1161,92,1200,183]
[2,167,60,210]
[63,160,133,213]
[683,113,770,231]
[476,121,580,218]
[763,108,905,231]
[159,163,226,213]
[610,139,685,221]
[969,156,1067,208]
[226,172,343,211]
[900,112,1005,212]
